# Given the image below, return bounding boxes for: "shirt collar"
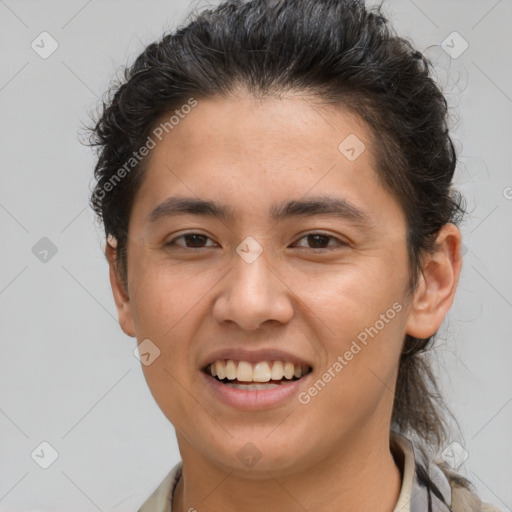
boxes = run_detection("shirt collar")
[391,431,452,512]
[138,432,452,512]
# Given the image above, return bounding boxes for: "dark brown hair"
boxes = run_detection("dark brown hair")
[88,0,469,503]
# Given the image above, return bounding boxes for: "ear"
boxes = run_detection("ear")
[405,223,463,339]
[105,240,136,338]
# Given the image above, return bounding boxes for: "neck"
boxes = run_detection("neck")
[172,428,402,512]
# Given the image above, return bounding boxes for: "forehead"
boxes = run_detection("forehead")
[152,93,373,165]
[129,93,404,230]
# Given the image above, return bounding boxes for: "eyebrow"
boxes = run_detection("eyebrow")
[147,195,373,226]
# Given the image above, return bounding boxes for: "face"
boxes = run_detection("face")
[108,92,444,476]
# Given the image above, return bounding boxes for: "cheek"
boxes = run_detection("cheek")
[294,255,408,397]
[297,258,406,332]
[128,254,211,338]
[300,273,406,433]
[127,258,209,404]
[129,260,207,424]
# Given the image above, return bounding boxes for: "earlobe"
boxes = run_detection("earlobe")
[105,241,136,338]
[405,224,463,339]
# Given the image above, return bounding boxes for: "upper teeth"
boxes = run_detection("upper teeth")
[209,360,309,382]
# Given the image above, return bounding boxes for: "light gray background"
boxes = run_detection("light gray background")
[1,0,511,510]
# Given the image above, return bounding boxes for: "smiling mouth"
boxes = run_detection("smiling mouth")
[203,359,313,389]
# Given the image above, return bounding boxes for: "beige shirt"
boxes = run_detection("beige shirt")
[138,432,500,512]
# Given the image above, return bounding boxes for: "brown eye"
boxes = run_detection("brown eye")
[166,233,217,249]
[293,233,346,250]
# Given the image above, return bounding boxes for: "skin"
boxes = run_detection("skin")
[106,92,462,512]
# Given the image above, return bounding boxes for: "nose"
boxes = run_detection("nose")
[212,249,294,331]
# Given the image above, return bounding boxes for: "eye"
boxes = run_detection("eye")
[165,232,347,251]
[166,233,218,250]
[292,233,347,250]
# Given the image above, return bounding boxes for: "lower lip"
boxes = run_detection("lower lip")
[201,371,312,410]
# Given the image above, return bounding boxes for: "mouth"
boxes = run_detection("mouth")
[202,359,313,390]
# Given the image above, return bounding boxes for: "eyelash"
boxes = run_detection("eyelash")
[165,232,347,251]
